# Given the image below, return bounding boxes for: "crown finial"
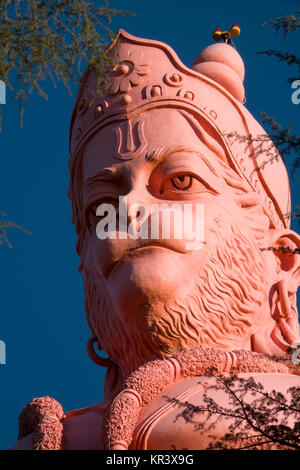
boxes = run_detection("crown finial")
[192,37,245,102]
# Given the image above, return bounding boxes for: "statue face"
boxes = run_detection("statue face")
[79,108,275,375]
[82,109,235,307]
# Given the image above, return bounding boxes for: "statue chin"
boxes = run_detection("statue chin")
[106,246,193,320]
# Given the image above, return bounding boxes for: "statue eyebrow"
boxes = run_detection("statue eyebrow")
[84,167,119,186]
[83,146,219,189]
[145,145,196,162]
[145,145,219,176]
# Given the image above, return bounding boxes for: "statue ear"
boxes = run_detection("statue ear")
[251,230,300,355]
[270,230,300,293]
[269,230,300,347]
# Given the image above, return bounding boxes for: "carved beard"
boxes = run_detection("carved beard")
[83,214,269,378]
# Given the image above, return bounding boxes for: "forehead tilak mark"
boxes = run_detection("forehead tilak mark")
[113,119,147,161]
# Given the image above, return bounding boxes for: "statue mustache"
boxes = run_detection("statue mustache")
[93,206,206,279]
[95,236,196,280]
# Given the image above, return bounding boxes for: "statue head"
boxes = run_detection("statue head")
[68,31,300,390]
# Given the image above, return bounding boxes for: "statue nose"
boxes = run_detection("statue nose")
[127,206,143,223]
[126,200,150,232]
[117,181,152,237]
[122,183,150,222]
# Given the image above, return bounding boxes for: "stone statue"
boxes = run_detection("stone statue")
[13,30,300,450]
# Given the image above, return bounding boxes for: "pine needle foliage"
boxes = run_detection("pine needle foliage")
[259,12,300,224]
[167,374,300,450]
[241,11,300,225]
[0,212,31,248]
[0,0,130,128]
[0,0,130,246]
[264,11,300,37]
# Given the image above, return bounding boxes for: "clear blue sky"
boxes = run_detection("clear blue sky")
[0,0,299,449]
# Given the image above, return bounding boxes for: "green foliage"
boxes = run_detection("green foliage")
[228,113,300,174]
[257,11,300,96]
[0,0,130,247]
[257,49,300,83]
[264,11,300,37]
[0,0,130,127]
[258,11,300,103]
[0,212,31,248]
[260,112,300,177]
[257,12,300,223]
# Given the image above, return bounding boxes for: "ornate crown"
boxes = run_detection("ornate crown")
[69,29,290,230]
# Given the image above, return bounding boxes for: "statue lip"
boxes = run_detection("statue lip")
[106,242,185,280]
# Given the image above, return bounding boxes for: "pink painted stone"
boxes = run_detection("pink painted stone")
[13,30,300,450]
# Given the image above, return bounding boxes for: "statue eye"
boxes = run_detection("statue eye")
[160,174,194,194]
[170,175,192,191]
[157,172,216,198]
[86,197,118,229]
[89,198,116,216]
